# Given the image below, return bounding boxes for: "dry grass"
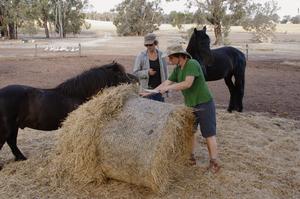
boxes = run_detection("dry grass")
[0,98,299,198]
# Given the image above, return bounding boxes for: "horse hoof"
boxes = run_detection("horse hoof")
[15,156,27,161]
[227,109,232,113]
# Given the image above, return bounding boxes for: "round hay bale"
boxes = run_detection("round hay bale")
[51,84,195,193]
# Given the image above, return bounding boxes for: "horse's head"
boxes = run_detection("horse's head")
[105,62,139,85]
[186,26,211,61]
[186,26,213,72]
[192,26,210,48]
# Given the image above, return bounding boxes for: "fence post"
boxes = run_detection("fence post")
[78,43,81,57]
[34,44,38,57]
[246,43,248,61]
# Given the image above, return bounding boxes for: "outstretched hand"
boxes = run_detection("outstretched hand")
[139,92,152,97]
[158,87,168,94]
[139,88,160,97]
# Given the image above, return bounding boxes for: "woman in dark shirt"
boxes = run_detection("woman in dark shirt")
[133,33,168,102]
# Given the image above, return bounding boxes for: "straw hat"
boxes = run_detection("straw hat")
[163,44,192,58]
[144,33,157,45]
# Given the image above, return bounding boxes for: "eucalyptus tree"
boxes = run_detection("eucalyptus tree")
[30,0,54,38]
[50,0,87,38]
[0,0,88,39]
[0,0,23,39]
[112,0,163,36]
[167,0,280,45]
[63,0,88,36]
[167,0,249,45]
[242,0,279,42]
[169,11,186,30]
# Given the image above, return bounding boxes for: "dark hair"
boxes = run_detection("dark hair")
[154,40,158,45]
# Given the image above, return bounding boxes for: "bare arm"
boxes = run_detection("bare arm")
[155,80,174,90]
[139,80,174,97]
[159,76,194,93]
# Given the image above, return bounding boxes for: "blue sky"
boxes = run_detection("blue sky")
[88,0,300,17]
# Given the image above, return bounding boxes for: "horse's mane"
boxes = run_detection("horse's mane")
[186,33,196,54]
[55,62,126,99]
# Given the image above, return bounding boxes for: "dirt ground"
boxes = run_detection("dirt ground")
[1,23,300,120]
[0,55,299,120]
[0,22,300,198]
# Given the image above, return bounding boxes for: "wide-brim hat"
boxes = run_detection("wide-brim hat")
[144,33,157,45]
[162,43,192,58]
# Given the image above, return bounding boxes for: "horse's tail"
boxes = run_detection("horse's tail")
[231,47,246,112]
[233,48,246,79]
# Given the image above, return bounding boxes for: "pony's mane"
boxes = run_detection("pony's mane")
[55,62,126,99]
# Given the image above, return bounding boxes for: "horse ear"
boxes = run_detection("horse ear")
[112,63,125,73]
[194,28,197,34]
[203,26,207,32]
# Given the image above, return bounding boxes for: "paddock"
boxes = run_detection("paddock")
[0,22,300,198]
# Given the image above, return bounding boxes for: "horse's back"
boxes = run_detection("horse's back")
[212,46,246,68]
[212,46,245,59]
[0,85,31,110]
[218,46,246,74]
[0,84,32,94]
[204,46,246,81]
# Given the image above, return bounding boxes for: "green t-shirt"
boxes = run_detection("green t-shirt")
[168,59,212,107]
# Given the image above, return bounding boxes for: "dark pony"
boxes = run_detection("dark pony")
[187,26,246,112]
[0,62,138,166]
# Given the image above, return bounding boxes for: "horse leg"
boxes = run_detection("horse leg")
[224,75,236,112]
[234,76,245,112]
[233,64,245,112]
[0,120,9,170]
[6,125,27,161]
[0,118,9,151]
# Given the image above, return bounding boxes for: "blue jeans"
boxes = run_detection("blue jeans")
[147,93,164,102]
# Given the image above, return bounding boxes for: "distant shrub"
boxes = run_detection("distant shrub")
[291,15,300,24]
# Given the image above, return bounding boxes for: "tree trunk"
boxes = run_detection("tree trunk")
[0,26,4,38]
[15,24,18,39]
[41,8,50,38]
[213,22,222,45]
[0,14,4,37]
[43,20,50,38]
[8,23,16,39]
[0,30,4,37]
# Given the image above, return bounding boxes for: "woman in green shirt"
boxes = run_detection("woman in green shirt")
[142,44,220,173]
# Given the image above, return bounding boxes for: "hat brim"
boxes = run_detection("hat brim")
[144,40,155,45]
[162,51,192,59]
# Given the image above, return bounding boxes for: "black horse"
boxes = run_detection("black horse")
[0,62,138,166]
[186,26,246,112]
